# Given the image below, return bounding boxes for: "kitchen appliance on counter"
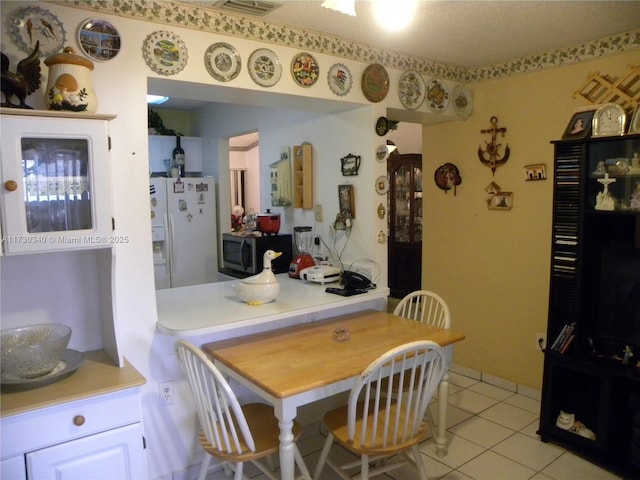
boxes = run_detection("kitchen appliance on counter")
[222,233,292,275]
[150,177,218,289]
[256,210,281,235]
[289,226,316,278]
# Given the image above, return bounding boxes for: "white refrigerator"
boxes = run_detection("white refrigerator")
[150,177,218,289]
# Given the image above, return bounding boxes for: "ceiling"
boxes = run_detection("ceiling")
[183,1,640,68]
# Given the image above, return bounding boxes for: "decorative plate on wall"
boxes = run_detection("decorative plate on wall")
[78,18,121,61]
[291,52,319,87]
[361,63,389,103]
[204,42,241,82]
[425,78,449,113]
[10,6,66,56]
[452,84,473,119]
[327,63,353,96]
[248,48,282,87]
[398,70,425,110]
[143,31,188,76]
[375,175,390,195]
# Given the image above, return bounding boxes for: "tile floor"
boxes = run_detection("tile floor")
[206,370,623,480]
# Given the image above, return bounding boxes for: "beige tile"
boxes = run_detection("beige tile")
[541,451,624,480]
[479,401,539,431]
[448,416,516,448]
[468,381,515,401]
[504,392,541,414]
[491,432,565,471]
[448,388,500,414]
[458,450,536,480]
[420,432,486,469]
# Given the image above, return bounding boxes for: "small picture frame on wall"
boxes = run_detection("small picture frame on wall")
[562,110,595,139]
[338,184,355,218]
[525,163,546,181]
[488,191,513,210]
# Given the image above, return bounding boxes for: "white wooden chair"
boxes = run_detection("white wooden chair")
[393,290,451,329]
[393,290,452,439]
[174,339,311,480]
[312,341,446,480]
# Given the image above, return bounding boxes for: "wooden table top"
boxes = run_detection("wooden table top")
[202,310,465,399]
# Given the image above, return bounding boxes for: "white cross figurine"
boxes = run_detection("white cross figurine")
[595,173,616,211]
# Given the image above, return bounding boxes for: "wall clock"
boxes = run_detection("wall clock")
[592,103,626,137]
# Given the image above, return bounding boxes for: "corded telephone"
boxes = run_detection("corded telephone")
[342,270,375,290]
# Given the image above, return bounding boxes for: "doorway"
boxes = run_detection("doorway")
[229,131,260,216]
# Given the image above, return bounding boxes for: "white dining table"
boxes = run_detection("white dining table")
[202,309,465,480]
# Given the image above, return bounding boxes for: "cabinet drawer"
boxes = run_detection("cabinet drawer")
[1,388,141,459]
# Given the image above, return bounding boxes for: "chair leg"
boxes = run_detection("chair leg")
[360,454,369,480]
[233,461,244,480]
[412,445,428,480]
[312,432,334,480]
[294,445,312,480]
[197,454,211,480]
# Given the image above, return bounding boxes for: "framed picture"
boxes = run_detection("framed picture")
[525,163,546,181]
[340,153,361,176]
[338,184,355,218]
[488,192,513,210]
[629,106,640,134]
[562,110,595,139]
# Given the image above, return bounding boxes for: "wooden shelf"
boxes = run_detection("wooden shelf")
[293,143,313,209]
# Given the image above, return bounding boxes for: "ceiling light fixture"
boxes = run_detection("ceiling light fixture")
[373,0,417,31]
[321,0,355,16]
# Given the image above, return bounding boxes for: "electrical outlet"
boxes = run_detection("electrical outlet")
[314,204,323,222]
[536,333,547,352]
[159,381,174,405]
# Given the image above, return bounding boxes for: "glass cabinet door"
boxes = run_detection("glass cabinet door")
[1,112,113,254]
[390,162,422,244]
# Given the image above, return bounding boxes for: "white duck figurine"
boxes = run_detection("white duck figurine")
[232,250,282,305]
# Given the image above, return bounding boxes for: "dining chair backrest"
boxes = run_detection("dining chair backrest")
[347,340,446,449]
[175,339,256,455]
[393,290,451,329]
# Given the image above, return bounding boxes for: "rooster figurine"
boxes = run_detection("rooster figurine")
[1,41,41,109]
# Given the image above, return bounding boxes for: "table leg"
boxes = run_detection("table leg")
[274,402,296,480]
[435,371,449,457]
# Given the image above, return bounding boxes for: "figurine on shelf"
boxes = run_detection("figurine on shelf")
[631,183,640,211]
[0,41,41,109]
[595,173,617,211]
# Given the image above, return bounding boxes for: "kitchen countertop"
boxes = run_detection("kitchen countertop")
[156,274,390,337]
[0,350,146,418]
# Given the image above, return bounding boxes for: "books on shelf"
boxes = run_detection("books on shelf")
[550,323,576,353]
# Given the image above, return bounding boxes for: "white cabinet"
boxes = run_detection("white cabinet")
[0,109,115,255]
[1,381,147,480]
[148,135,202,174]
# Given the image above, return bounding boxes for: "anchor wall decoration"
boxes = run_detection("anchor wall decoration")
[478,116,510,175]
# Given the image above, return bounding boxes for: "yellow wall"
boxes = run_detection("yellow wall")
[422,51,639,389]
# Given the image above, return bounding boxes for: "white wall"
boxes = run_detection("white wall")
[0,2,455,478]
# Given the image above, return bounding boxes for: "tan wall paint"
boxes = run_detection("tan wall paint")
[422,50,639,389]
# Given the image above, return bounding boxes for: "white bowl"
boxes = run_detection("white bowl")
[1,324,71,378]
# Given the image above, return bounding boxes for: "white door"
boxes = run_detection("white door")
[26,423,146,480]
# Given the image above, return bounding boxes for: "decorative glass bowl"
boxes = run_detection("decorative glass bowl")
[1,324,71,378]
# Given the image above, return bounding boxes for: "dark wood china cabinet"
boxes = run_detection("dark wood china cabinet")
[388,153,423,298]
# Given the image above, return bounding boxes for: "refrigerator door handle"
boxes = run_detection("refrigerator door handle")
[168,213,177,275]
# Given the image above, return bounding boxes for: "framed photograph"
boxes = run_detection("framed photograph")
[338,184,355,218]
[629,106,640,134]
[525,163,546,181]
[488,192,513,210]
[562,110,595,139]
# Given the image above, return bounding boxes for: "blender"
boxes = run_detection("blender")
[289,226,316,278]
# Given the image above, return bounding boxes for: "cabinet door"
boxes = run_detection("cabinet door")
[1,455,27,480]
[26,423,146,480]
[1,115,112,254]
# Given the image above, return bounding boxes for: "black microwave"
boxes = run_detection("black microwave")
[222,233,292,275]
